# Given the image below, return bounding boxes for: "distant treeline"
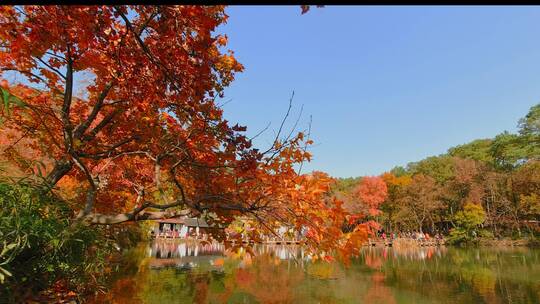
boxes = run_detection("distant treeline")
[333,104,540,241]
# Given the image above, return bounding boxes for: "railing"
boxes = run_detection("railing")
[367,237,446,247]
[152,231,210,240]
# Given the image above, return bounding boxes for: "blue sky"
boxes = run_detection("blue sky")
[216,6,540,178]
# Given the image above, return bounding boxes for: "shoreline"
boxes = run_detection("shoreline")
[362,237,539,248]
[477,238,539,247]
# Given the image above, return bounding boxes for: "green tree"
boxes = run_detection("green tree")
[448,203,486,244]
[390,166,408,177]
[490,104,540,170]
[518,104,540,137]
[407,155,455,184]
[448,139,494,164]
[332,177,362,193]
[491,132,530,170]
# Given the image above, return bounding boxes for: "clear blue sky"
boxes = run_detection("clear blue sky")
[216,6,540,178]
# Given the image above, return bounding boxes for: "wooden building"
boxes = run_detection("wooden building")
[152,217,214,239]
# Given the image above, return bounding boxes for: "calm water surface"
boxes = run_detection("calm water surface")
[94,240,540,304]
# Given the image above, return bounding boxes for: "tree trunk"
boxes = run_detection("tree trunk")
[44,158,73,189]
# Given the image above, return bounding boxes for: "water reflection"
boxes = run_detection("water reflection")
[148,241,226,270]
[150,241,225,259]
[94,241,540,304]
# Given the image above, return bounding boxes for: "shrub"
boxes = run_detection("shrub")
[0,183,116,302]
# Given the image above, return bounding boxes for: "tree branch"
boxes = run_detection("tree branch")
[35,56,67,81]
[71,154,96,216]
[73,81,114,139]
[82,108,121,142]
[114,6,183,93]
[61,47,74,151]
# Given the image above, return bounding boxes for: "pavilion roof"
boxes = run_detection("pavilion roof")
[156,218,184,224]
[154,217,210,227]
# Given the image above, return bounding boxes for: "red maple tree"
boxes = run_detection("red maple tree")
[0,5,369,259]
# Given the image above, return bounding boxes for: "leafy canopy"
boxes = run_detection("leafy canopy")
[0,5,371,260]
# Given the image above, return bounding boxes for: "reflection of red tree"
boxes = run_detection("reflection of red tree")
[363,272,396,304]
[235,268,254,287]
[371,272,386,283]
[193,275,210,304]
[230,255,303,303]
[365,252,383,269]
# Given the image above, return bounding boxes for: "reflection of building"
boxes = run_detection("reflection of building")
[256,244,304,260]
[152,218,219,239]
[150,240,225,259]
[148,240,225,269]
[146,240,306,269]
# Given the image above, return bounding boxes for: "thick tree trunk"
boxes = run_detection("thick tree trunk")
[44,158,73,189]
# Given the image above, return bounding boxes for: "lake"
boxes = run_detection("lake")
[93,240,540,304]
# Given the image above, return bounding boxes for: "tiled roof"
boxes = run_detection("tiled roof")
[183,218,210,228]
[156,218,185,224]
[154,217,210,227]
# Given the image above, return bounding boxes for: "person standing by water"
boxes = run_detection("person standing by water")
[434,232,443,245]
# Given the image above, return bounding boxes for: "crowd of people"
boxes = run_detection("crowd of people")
[374,230,446,246]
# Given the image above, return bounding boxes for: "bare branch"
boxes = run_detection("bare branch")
[249,121,271,142]
[35,56,67,81]
[297,114,312,175]
[266,91,294,153]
